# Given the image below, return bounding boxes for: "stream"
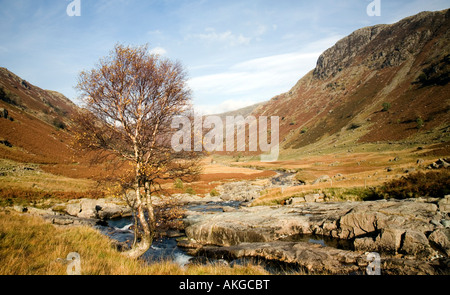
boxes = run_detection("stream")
[97,201,352,273]
[97,200,243,268]
[99,171,352,274]
[96,172,344,273]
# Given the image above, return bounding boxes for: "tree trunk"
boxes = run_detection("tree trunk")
[122,176,154,259]
[123,203,153,259]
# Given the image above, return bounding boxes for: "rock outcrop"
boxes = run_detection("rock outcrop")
[183,198,450,263]
[54,198,132,220]
[253,9,450,148]
[215,181,265,202]
[199,241,448,275]
[8,198,132,227]
[313,24,386,79]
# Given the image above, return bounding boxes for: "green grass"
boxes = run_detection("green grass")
[173,178,184,189]
[321,187,380,202]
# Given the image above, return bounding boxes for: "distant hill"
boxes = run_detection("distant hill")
[0,68,117,180]
[2,9,449,167]
[212,102,266,119]
[251,9,449,153]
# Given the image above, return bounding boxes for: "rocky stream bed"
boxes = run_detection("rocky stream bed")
[7,171,450,275]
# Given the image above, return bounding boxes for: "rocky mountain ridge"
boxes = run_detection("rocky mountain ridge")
[250,9,450,151]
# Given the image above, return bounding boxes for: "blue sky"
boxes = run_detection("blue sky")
[0,0,449,114]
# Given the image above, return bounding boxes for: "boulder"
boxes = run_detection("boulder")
[428,158,450,169]
[0,108,8,119]
[354,227,404,254]
[287,197,306,205]
[304,193,324,203]
[65,203,82,217]
[428,229,450,256]
[311,175,331,185]
[438,196,450,213]
[216,181,264,202]
[400,230,434,258]
[199,241,444,275]
[375,227,405,254]
[53,198,132,220]
[184,199,441,259]
[77,199,99,219]
[338,211,379,239]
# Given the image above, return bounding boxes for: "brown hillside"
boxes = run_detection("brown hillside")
[0,68,272,191]
[253,9,450,151]
[0,68,125,181]
[0,67,78,164]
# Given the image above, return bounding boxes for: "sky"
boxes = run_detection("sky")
[0,0,449,115]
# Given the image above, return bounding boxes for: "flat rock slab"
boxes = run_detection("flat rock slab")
[199,241,448,275]
[184,199,449,258]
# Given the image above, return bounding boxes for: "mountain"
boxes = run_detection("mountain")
[2,9,449,168]
[252,9,450,153]
[0,67,79,164]
[212,101,266,120]
[0,68,114,180]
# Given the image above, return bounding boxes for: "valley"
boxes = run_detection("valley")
[0,8,449,276]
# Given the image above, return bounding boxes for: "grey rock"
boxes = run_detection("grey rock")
[184,200,440,259]
[43,214,98,227]
[400,230,434,258]
[216,181,264,202]
[375,227,405,254]
[200,241,442,275]
[287,197,306,205]
[304,193,324,203]
[438,196,450,213]
[65,203,81,217]
[428,229,450,256]
[57,198,131,220]
[311,175,331,185]
[428,158,450,169]
[441,219,450,228]
[0,108,8,119]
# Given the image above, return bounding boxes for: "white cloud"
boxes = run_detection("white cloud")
[188,28,251,46]
[188,35,343,114]
[149,46,167,56]
[147,29,162,35]
[189,51,321,98]
[255,24,267,36]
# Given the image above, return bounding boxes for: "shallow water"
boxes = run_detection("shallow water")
[279,233,354,251]
[186,200,241,212]
[98,201,353,272]
[98,201,242,267]
[98,216,194,267]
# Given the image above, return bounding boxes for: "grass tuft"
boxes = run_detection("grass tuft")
[0,211,269,275]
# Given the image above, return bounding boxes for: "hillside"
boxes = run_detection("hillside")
[0,67,78,164]
[252,9,449,155]
[0,67,125,181]
[0,68,274,195]
[212,101,266,119]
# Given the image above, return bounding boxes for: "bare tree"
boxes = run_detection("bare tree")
[74,44,201,259]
